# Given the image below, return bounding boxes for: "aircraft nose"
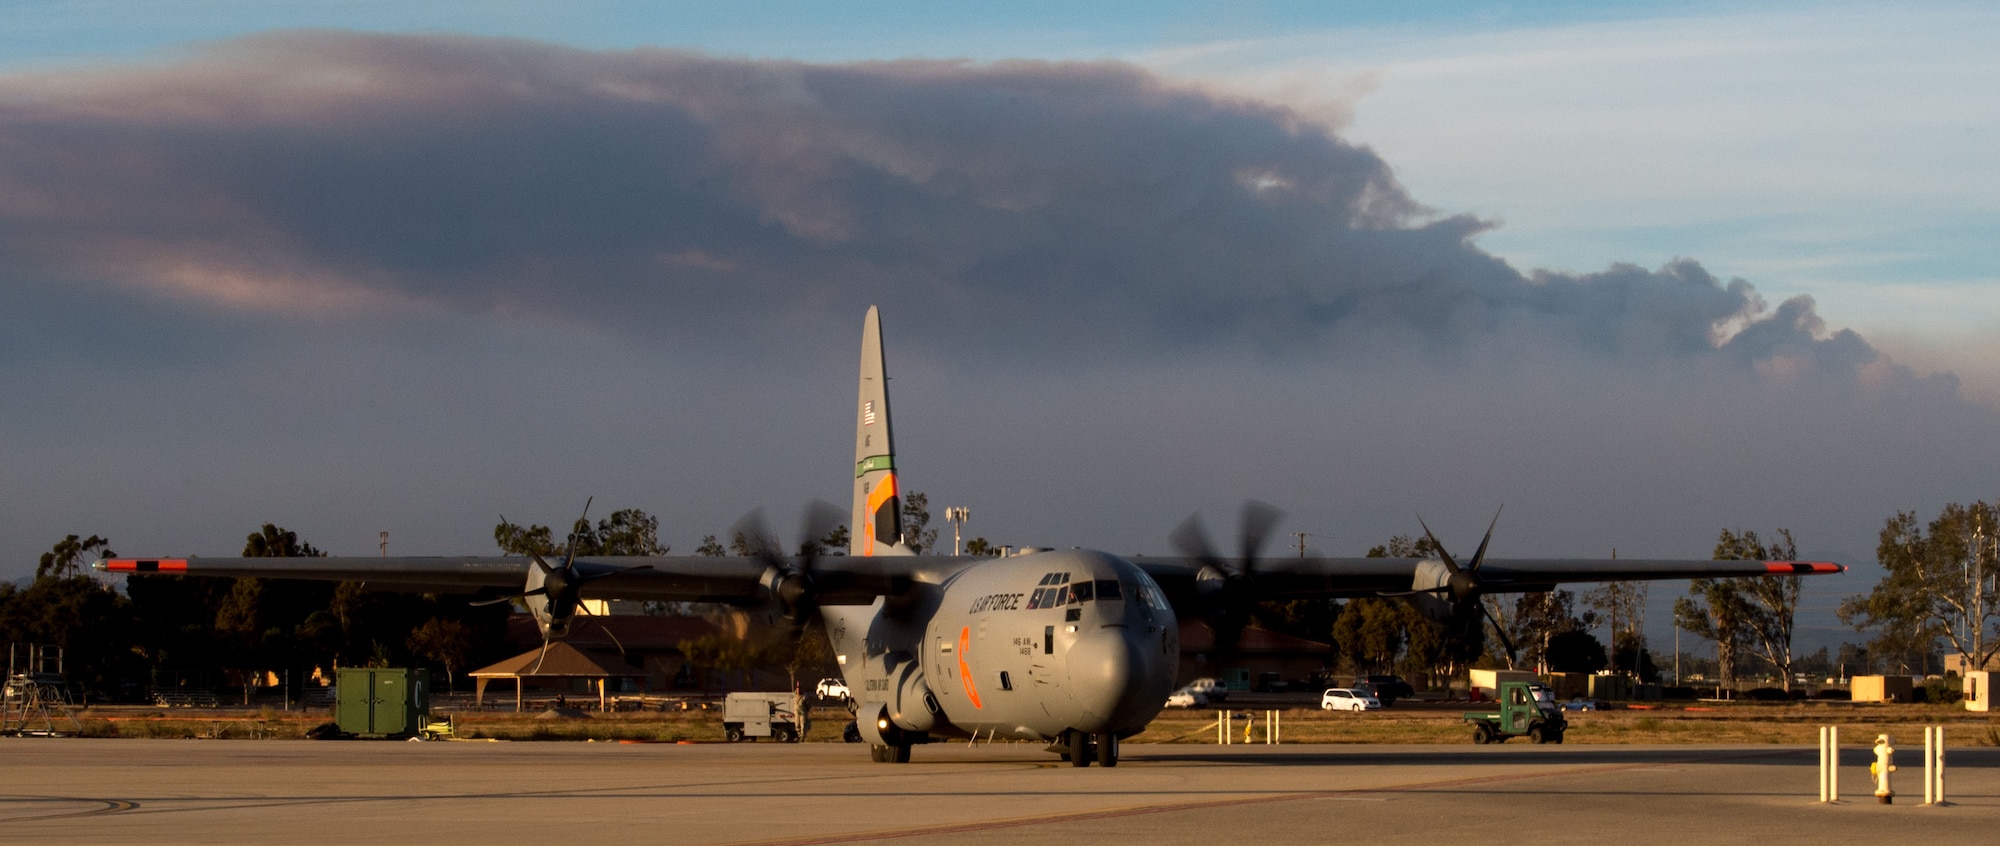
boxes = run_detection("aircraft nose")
[1067,627,1162,731]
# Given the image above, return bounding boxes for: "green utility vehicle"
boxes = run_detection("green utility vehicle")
[1463,680,1566,744]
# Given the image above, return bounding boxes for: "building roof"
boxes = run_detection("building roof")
[470,642,645,679]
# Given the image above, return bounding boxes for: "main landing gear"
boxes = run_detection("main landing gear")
[1059,730,1120,768]
[869,743,911,763]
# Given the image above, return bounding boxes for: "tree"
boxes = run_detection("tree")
[818,524,850,557]
[407,618,474,690]
[495,508,669,557]
[1332,597,1407,674]
[1719,529,1803,690]
[729,528,778,557]
[1841,502,1999,675]
[494,520,557,557]
[696,535,727,557]
[223,524,332,702]
[1546,629,1607,673]
[1583,580,1647,675]
[37,534,114,579]
[1675,582,1752,686]
[1503,590,1593,673]
[964,537,1000,557]
[243,523,322,558]
[1675,527,1803,689]
[0,568,139,697]
[901,491,938,554]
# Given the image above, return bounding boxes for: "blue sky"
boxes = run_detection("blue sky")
[4,1,1995,655]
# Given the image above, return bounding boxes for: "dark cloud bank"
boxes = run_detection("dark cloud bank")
[3,31,1996,634]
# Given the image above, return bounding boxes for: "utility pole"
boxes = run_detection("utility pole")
[1292,532,1306,558]
[379,531,389,557]
[945,507,970,556]
[1607,548,1618,675]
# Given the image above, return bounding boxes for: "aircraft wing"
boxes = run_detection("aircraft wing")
[94,554,971,606]
[1133,556,1844,602]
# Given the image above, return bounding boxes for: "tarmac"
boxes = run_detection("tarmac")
[2,738,1994,844]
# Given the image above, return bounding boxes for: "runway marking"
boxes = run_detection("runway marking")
[0,798,140,822]
[728,751,1781,845]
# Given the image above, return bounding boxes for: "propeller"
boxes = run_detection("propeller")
[1411,507,1519,666]
[475,498,653,675]
[739,500,845,638]
[1171,500,1283,662]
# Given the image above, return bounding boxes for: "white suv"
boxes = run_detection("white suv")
[1320,687,1382,712]
[815,678,851,701]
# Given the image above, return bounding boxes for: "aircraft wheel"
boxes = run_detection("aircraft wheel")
[725,727,744,743]
[1471,723,1494,745]
[891,744,911,763]
[869,744,890,762]
[1068,731,1092,768]
[1096,733,1119,768]
[1527,725,1547,744]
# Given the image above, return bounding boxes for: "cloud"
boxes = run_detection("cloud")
[3,29,1946,388]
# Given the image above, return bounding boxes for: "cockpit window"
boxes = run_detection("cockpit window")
[1134,580,1169,613]
[1069,580,1094,604]
[1028,574,1133,609]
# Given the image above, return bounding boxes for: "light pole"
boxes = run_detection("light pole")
[946,507,970,556]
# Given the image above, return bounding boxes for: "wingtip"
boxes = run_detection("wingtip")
[1765,561,1845,575]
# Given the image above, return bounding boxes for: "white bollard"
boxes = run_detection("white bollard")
[1818,725,1839,803]
[1923,725,1946,805]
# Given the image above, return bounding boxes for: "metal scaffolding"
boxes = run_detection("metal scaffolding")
[3,643,82,736]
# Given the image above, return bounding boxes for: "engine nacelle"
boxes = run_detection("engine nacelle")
[1404,559,1458,622]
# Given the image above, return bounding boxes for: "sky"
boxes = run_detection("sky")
[4,1,1996,656]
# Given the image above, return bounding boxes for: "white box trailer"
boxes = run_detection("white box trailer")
[1468,669,1539,700]
[723,692,808,742]
[1966,671,1992,712]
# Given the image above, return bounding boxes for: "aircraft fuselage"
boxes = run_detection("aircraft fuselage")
[826,549,1178,748]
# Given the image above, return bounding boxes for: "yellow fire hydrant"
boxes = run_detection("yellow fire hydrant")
[1869,733,1896,804]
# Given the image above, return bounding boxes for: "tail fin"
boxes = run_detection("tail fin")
[852,306,908,556]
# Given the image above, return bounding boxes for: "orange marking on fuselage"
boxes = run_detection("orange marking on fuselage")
[958,625,982,709]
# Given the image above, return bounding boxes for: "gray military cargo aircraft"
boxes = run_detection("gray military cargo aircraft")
[101,306,1843,767]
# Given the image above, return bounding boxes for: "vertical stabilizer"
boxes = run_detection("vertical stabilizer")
[853,306,908,556]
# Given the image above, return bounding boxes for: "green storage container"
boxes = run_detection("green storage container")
[335,667,430,738]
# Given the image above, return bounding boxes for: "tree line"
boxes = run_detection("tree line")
[3,497,1992,699]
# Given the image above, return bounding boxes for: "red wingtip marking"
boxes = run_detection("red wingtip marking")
[104,559,187,573]
[1765,561,1845,575]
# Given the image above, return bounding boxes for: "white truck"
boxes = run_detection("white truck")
[722,692,808,742]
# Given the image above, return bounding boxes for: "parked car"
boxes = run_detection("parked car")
[815,677,851,701]
[1185,677,1229,702]
[1320,687,1383,712]
[1560,697,1605,712]
[1166,689,1209,709]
